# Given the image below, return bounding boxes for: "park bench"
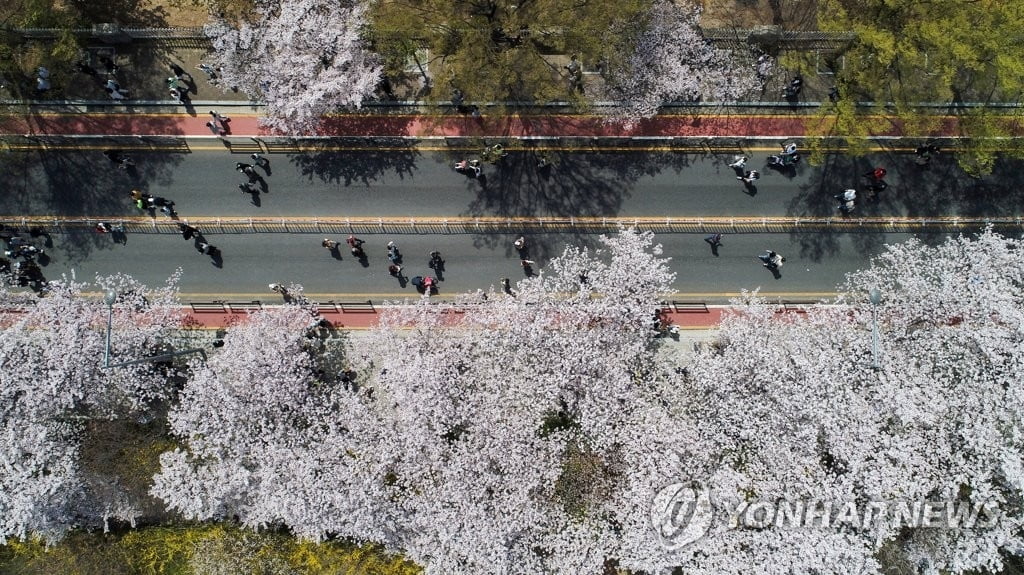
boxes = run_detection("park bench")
[340,300,376,313]
[190,301,226,313]
[671,301,709,313]
[227,301,263,313]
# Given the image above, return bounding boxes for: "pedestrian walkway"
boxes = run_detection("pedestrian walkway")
[0,110,986,139]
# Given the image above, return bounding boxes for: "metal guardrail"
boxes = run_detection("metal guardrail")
[0,216,1019,235]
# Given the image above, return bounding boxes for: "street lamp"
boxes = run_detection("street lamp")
[103,289,206,369]
[869,288,882,370]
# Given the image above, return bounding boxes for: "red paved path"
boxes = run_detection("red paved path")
[0,112,993,139]
[179,305,739,330]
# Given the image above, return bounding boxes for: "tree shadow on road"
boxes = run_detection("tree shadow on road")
[784,147,1024,262]
[0,145,185,265]
[290,141,420,187]
[460,149,701,261]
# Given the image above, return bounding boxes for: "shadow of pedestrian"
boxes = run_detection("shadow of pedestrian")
[329,246,342,260]
[742,182,758,197]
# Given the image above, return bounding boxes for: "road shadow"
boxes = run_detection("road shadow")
[0,145,185,265]
[784,148,1024,261]
[290,140,420,186]
[457,149,701,261]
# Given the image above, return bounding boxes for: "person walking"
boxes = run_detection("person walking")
[347,235,365,257]
[206,121,224,136]
[513,236,526,252]
[179,223,199,240]
[209,111,230,132]
[388,263,404,279]
[835,189,857,214]
[269,283,288,295]
[251,153,270,169]
[737,170,760,184]
[864,167,887,181]
[236,162,258,180]
[386,241,400,263]
[322,238,339,250]
[728,155,747,169]
[758,250,785,270]
[704,233,723,248]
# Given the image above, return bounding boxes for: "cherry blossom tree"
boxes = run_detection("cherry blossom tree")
[151,303,397,543]
[0,273,183,542]
[204,0,382,134]
[599,0,767,122]
[611,229,1024,575]
[150,229,1024,575]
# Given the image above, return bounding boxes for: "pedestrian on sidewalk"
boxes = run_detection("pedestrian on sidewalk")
[169,87,184,103]
[388,263,404,279]
[196,63,219,84]
[513,236,526,252]
[209,111,230,132]
[915,144,940,167]
[704,233,723,248]
[100,57,118,76]
[206,121,225,136]
[322,238,339,251]
[36,67,50,93]
[501,277,514,295]
[728,155,747,169]
[197,241,218,256]
[170,64,193,83]
[129,189,145,202]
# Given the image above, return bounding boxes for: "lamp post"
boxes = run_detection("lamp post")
[103,289,206,369]
[869,288,882,370]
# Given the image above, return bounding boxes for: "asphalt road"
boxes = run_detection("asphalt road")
[27,230,936,303]
[3,144,1018,301]
[1,145,1021,220]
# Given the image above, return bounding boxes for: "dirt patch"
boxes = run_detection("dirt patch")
[700,0,820,31]
[140,0,212,27]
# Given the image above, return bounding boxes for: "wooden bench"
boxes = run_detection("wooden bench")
[671,301,709,313]
[227,301,263,313]
[340,300,376,313]
[190,301,226,313]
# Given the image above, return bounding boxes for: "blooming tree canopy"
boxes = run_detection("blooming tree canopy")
[619,229,1024,575]
[599,0,767,121]
[204,0,382,134]
[0,273,182,542]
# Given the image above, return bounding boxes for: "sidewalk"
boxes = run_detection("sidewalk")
[0,110,976,140]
